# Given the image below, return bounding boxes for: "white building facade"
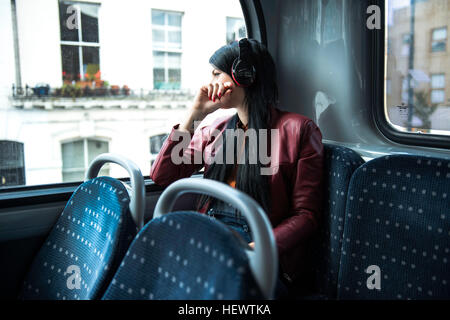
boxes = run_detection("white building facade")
[0,0,245,187]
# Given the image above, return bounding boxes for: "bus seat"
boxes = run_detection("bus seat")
[21,154,145,300]
[102,178,278,300]
[337,155,450,299]
[308,144,364,298]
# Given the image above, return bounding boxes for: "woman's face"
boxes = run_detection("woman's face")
[211,67,246,109]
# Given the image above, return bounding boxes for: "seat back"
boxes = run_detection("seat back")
[309,144,364,298]
[21,177,137,300]
[338,155,450,299]
[102,212,262,300]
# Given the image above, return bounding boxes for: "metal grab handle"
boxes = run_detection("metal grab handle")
[86,153,145,230]
[153,178,278,299]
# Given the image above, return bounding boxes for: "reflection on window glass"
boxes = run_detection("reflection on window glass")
[386,0,450,135]
[2,0,246,188]
[226,17,246,44]
[323,0,342,43]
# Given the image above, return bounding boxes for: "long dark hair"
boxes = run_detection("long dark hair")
[198,39,279,214]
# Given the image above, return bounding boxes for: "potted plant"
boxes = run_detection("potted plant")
[122,85,130,96]
[111,85,120,96]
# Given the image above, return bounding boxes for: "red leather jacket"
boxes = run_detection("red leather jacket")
[150,107,324,282]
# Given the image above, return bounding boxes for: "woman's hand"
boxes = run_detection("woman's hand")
[192,81,234,117]
[248,242,255,249]
[179,82,233,133]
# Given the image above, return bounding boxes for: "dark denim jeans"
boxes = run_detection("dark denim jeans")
[206,201,252,243]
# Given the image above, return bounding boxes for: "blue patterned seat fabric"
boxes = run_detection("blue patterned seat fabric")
[309,144,364,298]
[338,155,450,299]
[102,211,263,300]
[21,176,137,300]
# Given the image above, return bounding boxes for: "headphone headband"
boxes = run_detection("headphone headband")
[238,38,252,60]
[231,38,256,87]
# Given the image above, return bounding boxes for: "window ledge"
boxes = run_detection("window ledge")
[0,173,205,209]
[10,93,194,111]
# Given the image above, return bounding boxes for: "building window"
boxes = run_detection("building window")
[401,33,411,56]
[61,138,109,182]
[431,27,447,52]
[152,10,182,90]
[0,141,25,187]
[430,74,445,104]
[59,1,100,82]
[226,17,246,44]
[153,51,181,90]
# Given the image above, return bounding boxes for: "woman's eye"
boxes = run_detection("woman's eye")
[213,72,220,76]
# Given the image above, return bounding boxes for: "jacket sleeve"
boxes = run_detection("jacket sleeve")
[150,124,210,187]
[272,120,324,256]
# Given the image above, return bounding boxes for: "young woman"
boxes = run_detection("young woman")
[150,38,324,296]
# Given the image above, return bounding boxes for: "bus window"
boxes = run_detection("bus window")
[0,0,246,188]
[386,0,450,136]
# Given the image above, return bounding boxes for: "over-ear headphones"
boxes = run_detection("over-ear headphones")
[231,38,256,87]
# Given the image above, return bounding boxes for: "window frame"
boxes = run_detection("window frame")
[430,73,446,105]
[0,177,169,209]
[151,9,183,90]
[373,0,450,149]
[59,1,101,82]
[61,137,110,182]
[430,26,447,53]
[0,0,266,203]
[151,9,183,51]
[152,51,182,90]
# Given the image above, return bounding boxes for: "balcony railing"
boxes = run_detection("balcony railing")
[10,84,195,110]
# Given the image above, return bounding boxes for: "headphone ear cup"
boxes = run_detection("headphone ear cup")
[231,59,256,87]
